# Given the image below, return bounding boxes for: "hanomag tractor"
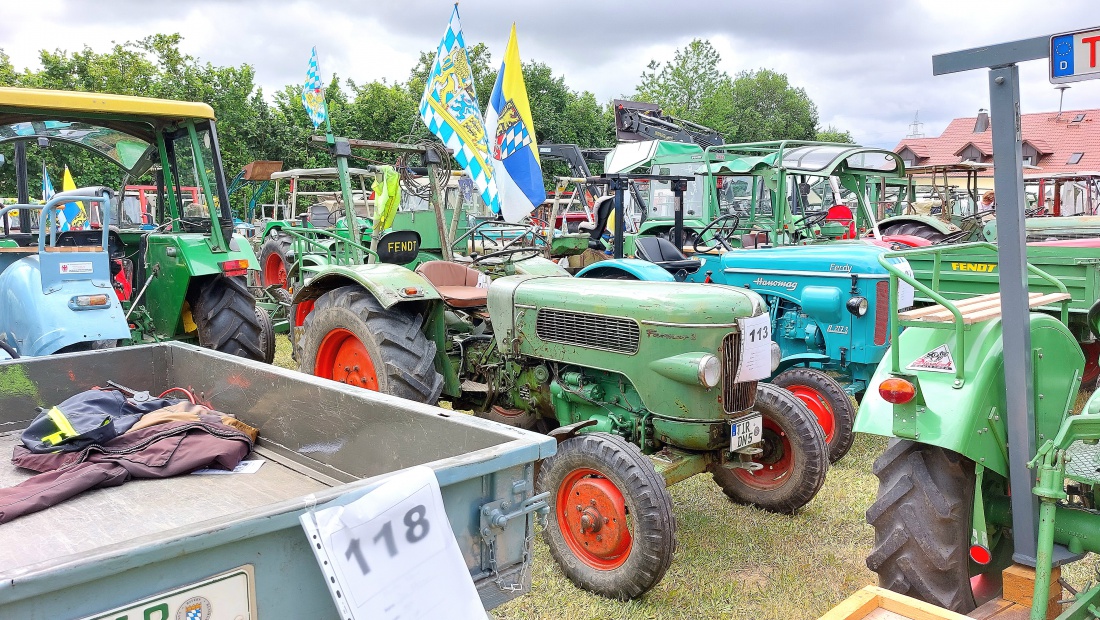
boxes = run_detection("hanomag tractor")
[0,88,268,361]
[578,142,917,462]
[288,135,829,599]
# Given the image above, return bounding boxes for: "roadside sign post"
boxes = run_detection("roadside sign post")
[932,26,1100,566]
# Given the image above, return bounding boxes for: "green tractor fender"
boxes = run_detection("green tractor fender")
[291,263,442,312]
[144,233,258,335]
[856,312,1083,479]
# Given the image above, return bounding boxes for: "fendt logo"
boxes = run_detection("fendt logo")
[949,262,996,273]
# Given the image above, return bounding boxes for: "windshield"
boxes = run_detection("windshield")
[648,162,704,219]
[0,121,153,173]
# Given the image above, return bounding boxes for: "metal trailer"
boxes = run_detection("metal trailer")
[0,342,554,619]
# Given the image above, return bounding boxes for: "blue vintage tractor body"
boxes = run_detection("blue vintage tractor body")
[0,193,130,357]
[578,242,912,395]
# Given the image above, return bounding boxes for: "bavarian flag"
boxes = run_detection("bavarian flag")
[419,5,500,214]
[301,46,327,129]
[484,25,545,223]
[59,166,88,231]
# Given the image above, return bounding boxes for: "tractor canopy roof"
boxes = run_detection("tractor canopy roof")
[0,87,216,176]
[698,142,906,179]
[271,167,378,181]
[604,140,704,174]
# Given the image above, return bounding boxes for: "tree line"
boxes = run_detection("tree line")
[0,34,851,213]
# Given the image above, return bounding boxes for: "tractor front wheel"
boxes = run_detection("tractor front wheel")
[711,382,828,514]
[298,285,443,403]
[536,432,676,600]
[189,275,266,362]
[772,368,856,463]
[865,440,1011,613]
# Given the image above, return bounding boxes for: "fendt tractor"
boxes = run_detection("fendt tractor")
[577,141,917,463]
[0,88,270,362]
[285,134,830,600]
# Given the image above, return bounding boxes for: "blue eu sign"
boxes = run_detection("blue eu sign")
[1051,28,1100,84]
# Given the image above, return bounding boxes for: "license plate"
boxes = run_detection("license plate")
[731,414,763,451]
[79,566,255,620]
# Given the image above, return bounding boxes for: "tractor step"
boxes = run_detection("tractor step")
[460,380,490,393]
[1065,439,1100,485]
[898,291,1070,326]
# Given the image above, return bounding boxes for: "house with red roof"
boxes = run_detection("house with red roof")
[894,108,1100,178]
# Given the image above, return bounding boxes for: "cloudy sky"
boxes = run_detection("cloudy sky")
[3,0,1099,148]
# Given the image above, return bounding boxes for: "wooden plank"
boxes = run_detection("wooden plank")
[968,599,1017,619]
[917,296,1008,322]
[963,293,1072,325]
[899,293,1003,320]
[819,586,973,620]
[1002,564,1061,620]
[901,292,1071,325]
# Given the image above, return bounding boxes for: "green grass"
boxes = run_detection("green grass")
[273,336,1100,619]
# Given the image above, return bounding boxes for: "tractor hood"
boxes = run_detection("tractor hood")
[718,242,904,277]
[488,276,766,344]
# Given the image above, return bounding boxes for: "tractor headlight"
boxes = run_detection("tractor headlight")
[771,342,782,372]
[698,354,721,388]
[846,296,869,317]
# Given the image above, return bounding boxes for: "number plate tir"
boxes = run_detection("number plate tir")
[731,414,763,451]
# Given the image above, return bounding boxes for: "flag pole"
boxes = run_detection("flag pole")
[315,49,366,263]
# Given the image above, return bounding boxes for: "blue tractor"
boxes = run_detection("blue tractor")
[577,142,915,462]
[0,189,131,360]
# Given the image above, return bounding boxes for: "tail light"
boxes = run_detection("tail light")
[969,544,992,565]
[879,377,916,404]
[220,259,249,277]
[69,294,110,310]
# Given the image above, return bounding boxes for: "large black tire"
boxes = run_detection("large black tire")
[298,285,443,403]
[710,382,829,514]
[772,368,856,463]
[880,220,950,244]
[254,306,276,364]
[259,232,293,288]
[536,433,676,600]
[189,275,266,362]
[865,440,1011,613]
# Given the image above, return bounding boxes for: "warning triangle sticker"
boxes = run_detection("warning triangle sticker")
[906,344,956,373]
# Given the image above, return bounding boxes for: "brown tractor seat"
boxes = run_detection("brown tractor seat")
[415,261,489,308]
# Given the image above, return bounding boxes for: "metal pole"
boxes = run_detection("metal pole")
[672,179,685,250]
[612,179,625,259]
[989,63,1039,564]
[427,160,453,262]
[14,141,29,232]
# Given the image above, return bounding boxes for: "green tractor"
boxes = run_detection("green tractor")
[0,88,270,361]
[287,135,830,599]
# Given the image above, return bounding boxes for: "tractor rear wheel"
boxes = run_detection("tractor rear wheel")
[536,432,676,600]
[865,440,1011,613]
[772,368,856,463]
[298,285,443,403]
[189,275,266,362]
[260,232,293,288]
[254,306,276,364]
[710,382,828,514]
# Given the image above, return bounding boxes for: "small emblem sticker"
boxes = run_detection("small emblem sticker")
[906,344,955,373]
[60,261,94,274]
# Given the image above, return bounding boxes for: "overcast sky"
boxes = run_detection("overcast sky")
[3,0,1099,148]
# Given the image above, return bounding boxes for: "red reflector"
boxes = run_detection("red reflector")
[220,259,250,276]
[969,544,992,565]
[878,377,916,404]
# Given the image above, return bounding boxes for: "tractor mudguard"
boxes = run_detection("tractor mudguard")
[774,352,832,377]
[512,256,572,277]
[575,258,676,281]
[142,232,259,336]
[0,255,130,356]
[879,215,958,236]
[292,263,442,310]
[856,312,1083,479]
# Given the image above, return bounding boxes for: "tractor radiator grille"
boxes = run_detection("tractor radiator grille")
[874,281,890,346]
[535,308,640,354]
[720,332,758,414]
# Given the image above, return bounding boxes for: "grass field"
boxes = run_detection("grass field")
[274,336,1100,619]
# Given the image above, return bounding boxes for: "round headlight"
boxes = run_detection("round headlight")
[771,341,782,373]
[846,296,869,317]
[698,354,721,388]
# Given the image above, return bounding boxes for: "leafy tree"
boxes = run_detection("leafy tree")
[0,50,17,87]
[725,69,819,143]
[816,125,855,143]
[636,39,728,119]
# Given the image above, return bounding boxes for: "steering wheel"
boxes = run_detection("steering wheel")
[327,208,343,225]
[960,208,997,223]
[693,214,741,253]
[936,229,973,244]
[791,210,830,229]
[470,246,544,265]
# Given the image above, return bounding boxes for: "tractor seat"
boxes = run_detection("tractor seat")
[635,236,701,273]
[309,203,330,225]
[741,232,769,249]
[415,261,489,308]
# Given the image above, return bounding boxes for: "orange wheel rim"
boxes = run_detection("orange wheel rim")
[556,467,632,570]
[263,252,287,288]
[315,328,379,391]
[785,384,835,442]
[733,415,795,490]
